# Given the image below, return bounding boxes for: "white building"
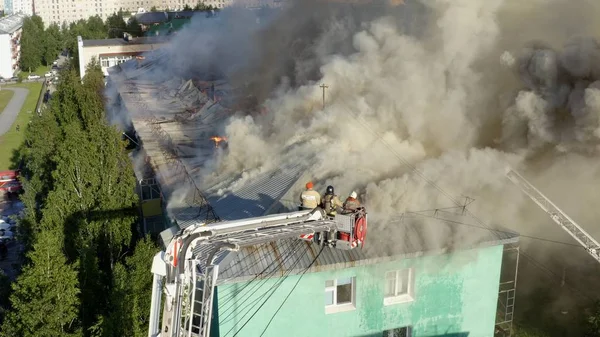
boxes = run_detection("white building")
[77,35,166,79]
[36,0,235,26]
[3,0,32,15]
[0,13,25,79]
[35,0,118,26]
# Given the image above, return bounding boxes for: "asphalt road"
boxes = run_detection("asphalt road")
[0,87,29,137]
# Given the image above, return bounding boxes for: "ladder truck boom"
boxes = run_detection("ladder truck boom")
[505,167,600,263]
[148,206,368,337]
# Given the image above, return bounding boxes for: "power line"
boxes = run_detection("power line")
[226,244,313,337]
[218,240,304,313]
[221,242,309,330]
[258,245,325,337]
[401,211,583,248]
[218,240,303,308]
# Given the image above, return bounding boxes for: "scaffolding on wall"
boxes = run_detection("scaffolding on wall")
[495,244,520,337]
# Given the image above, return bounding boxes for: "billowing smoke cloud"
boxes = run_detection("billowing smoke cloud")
[109,0,600,289]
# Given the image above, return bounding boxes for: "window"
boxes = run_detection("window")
[383,326,412,337]
[324,277,355,314]
[384,268,414,305]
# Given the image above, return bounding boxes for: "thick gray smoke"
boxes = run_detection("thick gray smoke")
[109,0,600,266]
[193,0,600,254]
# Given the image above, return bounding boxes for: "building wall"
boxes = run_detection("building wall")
[36,0,120,27]
[215,244,504,337]
[0,28,20,78]
[3,0,10,14]
[36,0,235,26]
[0,35,12,78]
[77,37,165,78]
[13,0,32,14]
[3,0,32,15]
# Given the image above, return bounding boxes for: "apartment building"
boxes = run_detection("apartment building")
[35,0,121,26]
[3,0,33,15]
[0,13,25,79]
[36,0,236,26]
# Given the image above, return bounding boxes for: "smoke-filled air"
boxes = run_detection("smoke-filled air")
[111,0,600,264]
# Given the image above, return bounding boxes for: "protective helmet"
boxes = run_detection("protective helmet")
[350,191,357,199]
[326,185,334,194]
[306,181,313,189]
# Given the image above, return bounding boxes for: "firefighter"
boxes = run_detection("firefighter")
[342,191,361,213]
[322,185,343,216]
[300,181,321,210]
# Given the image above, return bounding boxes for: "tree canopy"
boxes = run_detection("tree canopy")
[18,13,144,72]
[1,60,156,337]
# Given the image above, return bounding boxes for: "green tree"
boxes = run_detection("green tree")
[183,3,192,10]
[126,17,143,37]
[42,23,63,66]
[0,230,81,337]
[194,2,212,10]
[104,237,158,337]
[0,271,11,324]
[40,63,137,334]
[150,5,159,11]
[585,301,600,337]
[19,17,43,72]
[105,12,127,38]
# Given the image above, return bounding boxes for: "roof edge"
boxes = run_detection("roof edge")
[216,234,520,285]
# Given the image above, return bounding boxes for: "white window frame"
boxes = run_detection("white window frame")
[383,326,413,337]
[384,268,414,306]
[324,277,356,314]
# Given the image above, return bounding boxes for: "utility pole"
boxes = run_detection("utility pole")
[320,83,328,109]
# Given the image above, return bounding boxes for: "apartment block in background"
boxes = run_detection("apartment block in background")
[36,0,236,26]
[3,0,32,15]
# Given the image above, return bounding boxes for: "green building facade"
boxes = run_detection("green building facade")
[213,244,507,337]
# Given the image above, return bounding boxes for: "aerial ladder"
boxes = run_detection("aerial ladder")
[147,206,368,337]
[505,167,600,263]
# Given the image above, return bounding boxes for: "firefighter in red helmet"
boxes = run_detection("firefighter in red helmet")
[300,181,321,210]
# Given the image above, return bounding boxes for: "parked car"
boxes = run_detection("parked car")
[44,72,53,78]
[10,76,18,82]
[27,74,40,80]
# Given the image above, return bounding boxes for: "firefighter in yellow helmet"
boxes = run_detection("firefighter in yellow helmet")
[300,181,321,210]
[321,185,343,216]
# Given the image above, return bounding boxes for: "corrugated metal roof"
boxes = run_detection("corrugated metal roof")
[0,13,25,34]
[214,211,519,285]
[205,162,304,221]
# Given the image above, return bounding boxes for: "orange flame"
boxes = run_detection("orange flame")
[210,136,227,147]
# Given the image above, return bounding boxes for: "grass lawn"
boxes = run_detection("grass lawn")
[0,90,15,116]
[33,65,51,76]
[0,82,43,170]
[20,65,51,77]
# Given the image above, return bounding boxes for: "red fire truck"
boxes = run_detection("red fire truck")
[0,170,22,193]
